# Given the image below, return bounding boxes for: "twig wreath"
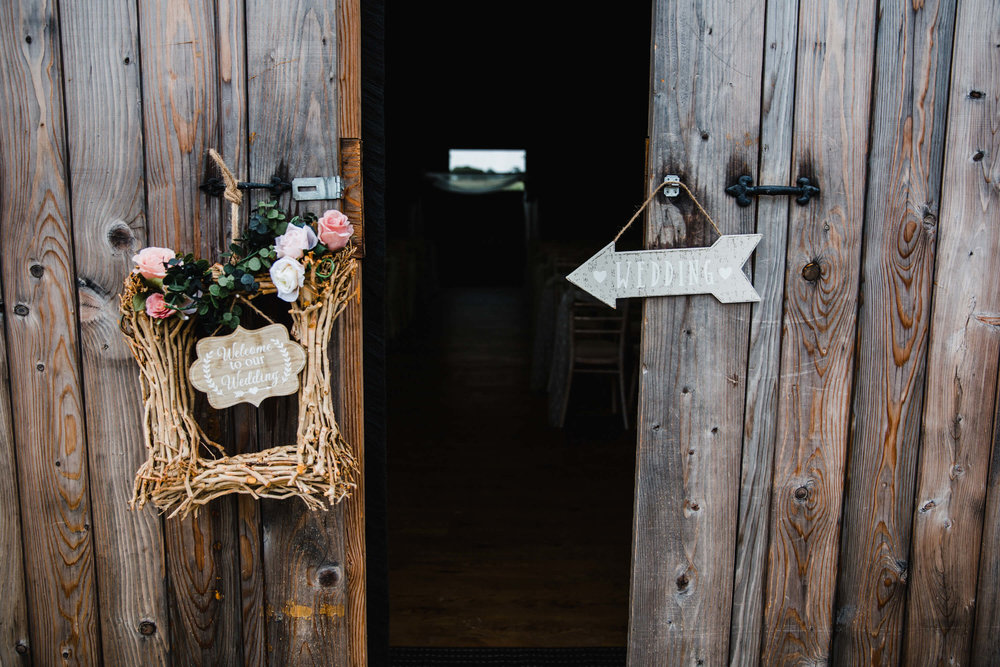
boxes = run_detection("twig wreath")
[120,150,357,518]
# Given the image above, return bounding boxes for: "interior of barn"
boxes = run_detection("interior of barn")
[384,1,652,654]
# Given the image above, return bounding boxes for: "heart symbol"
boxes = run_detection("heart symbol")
[592,270,607,283]
[718,267,733,280]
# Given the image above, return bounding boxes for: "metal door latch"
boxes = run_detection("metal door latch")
[725,175,820,207]
[200,174,291,199]
[292,176,343,201]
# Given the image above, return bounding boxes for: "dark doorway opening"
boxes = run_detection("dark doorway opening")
[384,1,651,653]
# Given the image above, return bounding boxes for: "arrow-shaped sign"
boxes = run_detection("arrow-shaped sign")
[566,234,761,307]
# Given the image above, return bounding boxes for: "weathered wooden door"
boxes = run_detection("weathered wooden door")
[0,1,366,665]
[630,0,999,664]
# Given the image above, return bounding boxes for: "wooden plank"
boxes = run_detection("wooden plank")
[759,0,876,662]
[0,2,102,664]
[58,0,173,663]
[627,0,764,663]
[904,1,1000,663]
[213,2,267,661]
[338,3,367,657]
[964,13,1000,666]
[727,0,798,660]
[830,0,955,663]
[0,272,31,664]
[248,1,350,663]
[137,2,244,663]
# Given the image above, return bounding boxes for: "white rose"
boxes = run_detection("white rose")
[269,256,305,302]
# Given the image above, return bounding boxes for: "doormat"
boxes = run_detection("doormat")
[389,646,625,666]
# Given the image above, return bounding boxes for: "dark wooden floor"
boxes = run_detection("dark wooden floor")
[387,288,635,647]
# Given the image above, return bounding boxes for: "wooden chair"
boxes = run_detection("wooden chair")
[558,295,631,428]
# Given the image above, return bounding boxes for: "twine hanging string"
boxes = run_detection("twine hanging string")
[208,149,243,263]
[612,177,723,244]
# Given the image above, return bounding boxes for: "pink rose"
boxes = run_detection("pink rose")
[317,210,354,250]
[274,224,318,259]
[132,246,176,280]
[144,293,174,319]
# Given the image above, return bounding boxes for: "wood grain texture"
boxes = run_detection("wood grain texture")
[213,3,268,662]
[248,0,350,663]
[341,138,365,256]
[964,13,1000,665]
[727,0,798,661]
[831,0,955,663]
[58,0,173,662]
[627,0,764,663]
[759,0,876,662]
[341,279,366,667]
[339,3,367,654]
[137,1,244,663]
[0,2,101,664]
[904,1,1000,663]
[0,272,31,664]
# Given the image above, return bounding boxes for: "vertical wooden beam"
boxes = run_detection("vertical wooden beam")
[905,1,1000,663]
[759,0,876,662]
[0,271,31,663]
[0,1,101,664]
[831,0,955,663]
[727,0,798,661]
[963,14,1000,666]
[338,0,367,663]
[214,1,267,664]
[248,1,352,664]
[137,1,244,663]
[628,0,764,663]
[58,0,173,663]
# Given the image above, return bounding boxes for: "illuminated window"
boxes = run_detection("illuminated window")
[448,149,526,174]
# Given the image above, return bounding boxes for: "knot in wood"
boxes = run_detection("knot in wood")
[15,640,28,655]
[13,304,29,316]
[138,620,157,636]
[29,264,44,278]
[318,564,342,587]
[793,486,809,500]
[801,261,822,282]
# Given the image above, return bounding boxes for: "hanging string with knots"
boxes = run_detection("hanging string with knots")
[612,177,723,244]
[208,148,243,264]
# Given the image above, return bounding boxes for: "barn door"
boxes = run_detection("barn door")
[630,0,999,664]
[0,1,366,665]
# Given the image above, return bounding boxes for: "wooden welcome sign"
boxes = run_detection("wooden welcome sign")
[189,323,307,409]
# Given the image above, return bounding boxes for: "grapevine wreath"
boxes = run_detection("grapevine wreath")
[120,150,357,518]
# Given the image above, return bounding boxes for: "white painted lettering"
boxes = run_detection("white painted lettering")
[616,261,631,288]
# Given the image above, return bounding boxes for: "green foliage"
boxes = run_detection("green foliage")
[137,200,345,336]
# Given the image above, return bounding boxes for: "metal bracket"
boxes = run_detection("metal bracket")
[725,175,820,207]
[663,175,680,197]
[292,176,343,201]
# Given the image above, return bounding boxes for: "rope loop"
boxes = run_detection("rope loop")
[207,149,243,259]
[612,176,723,244]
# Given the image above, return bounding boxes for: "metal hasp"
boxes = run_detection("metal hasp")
[725,175,820,207]
[292,176,343,201]
[200,175,291,199]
